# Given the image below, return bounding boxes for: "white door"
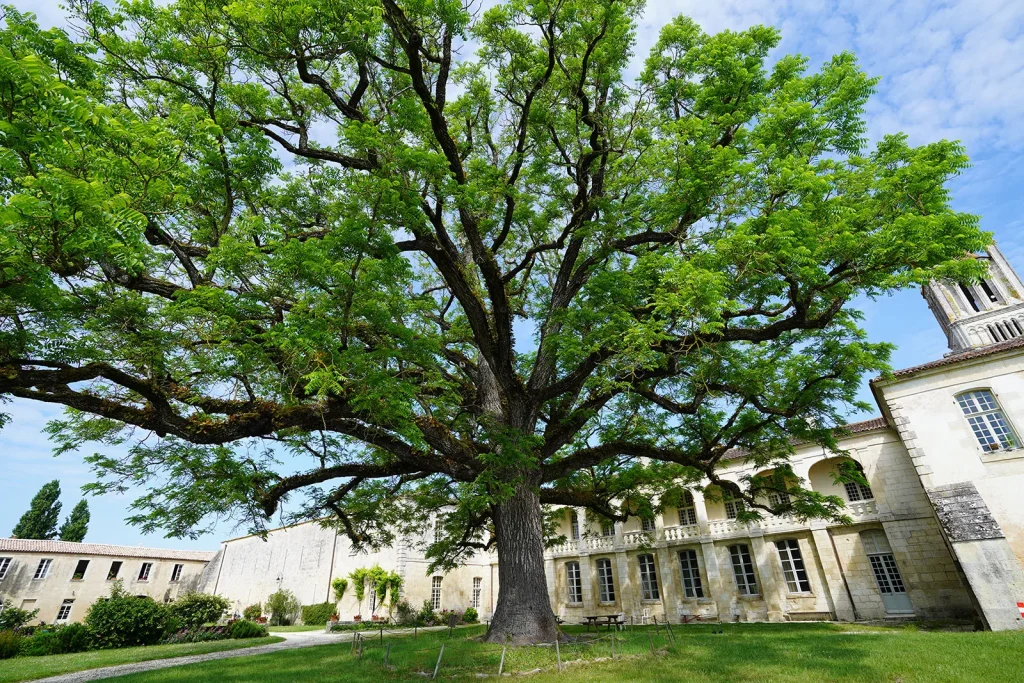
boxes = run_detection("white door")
[862,529,913,614]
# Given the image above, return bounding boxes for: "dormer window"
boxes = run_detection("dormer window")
[957,390,1018,452]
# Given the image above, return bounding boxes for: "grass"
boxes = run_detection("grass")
[96,622,1024,683]
[0,636,284,683]
[266,624,326,633]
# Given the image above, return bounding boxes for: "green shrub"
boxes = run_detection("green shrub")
[265,589,300,626]
[0,630,22,659]
[85,580,170,649]
[228,619,268,639]
[160,626,229,645]
[0,599,38,631]
[394,599,417,626]
[242,603,262,621]
[462,607,479,623]
[300,602,336,626]
[418,600,438,626]
[20,630,56,657]
[168,592,229,628]
[51,623,91,654]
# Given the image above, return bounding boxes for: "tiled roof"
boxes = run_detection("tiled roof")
[840,416,889,433]
[0,538,216,562]
[874,337,1024,381]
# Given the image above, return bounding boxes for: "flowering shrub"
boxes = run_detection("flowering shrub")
[228,619,268,639]
[160,626,229,645]
[243,604,263,621]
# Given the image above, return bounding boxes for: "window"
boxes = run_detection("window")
[678,549,704,598]
[71,560,90,581]
[596,558,615,602]
[56,599,74,622]
[957,390,1019,452]
[34,559,52,580]
[107,561,122,580]
[138,562,153,581]
[678,491,697,526]
[776,540,812,593]
[472,577,482,609]
[433,517,444,543]
[570,510,580,540]
[960,283,980,312]
[0,557,11,580]
[601,522,615,537]
[566,562,583,604]
[170,564,183,583]
[431,576,442,610]
[637,554,660,600]
[724,495,742,520]
[980,279,1000,303]
[844,480,874,502]
[729,545,758,596]
[768,490,791,508]
[641,517,656,532]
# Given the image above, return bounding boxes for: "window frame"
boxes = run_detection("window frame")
[637,553,660,601]
[677,549,704,599]
[596,558,616,603]
[678,492,697,526]
[728,544,759,596]
[0,557,12,580]
[107,561,122,581]
[724,497,741,520]
[33,558,52,580]
[570,510,581,540]
[600,521,615,537]
[566,561,583,605]
[71,559,90,582]
[170,563,184,583]
[956,389,1020,453]
[640,517,656,532]
[56,599,74,622]
[431,576,442,610]
[137,562,153,582]
[775,539,812,593]
[472,577,482,609]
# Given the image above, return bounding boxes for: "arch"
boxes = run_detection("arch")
[750,468,798,509]
[807,456,873,502]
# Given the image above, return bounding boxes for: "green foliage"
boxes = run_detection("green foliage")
[418,600,439,627]
[84,580,169,649]
[0,630,21,659]
[0,0,991,641]
[349,568,369,604]
[11,480,61,540]
[160,627,229,645]
[0,600,38,632]
[393,599,417,626]
[462,607,478,624]
[331,578,348,603]
[18,625,89,657]
[299,603,335,626]
[228,620,268,639]
[168,593,229,629]
[265,590,300,627]
[242,604,262,621]
[58,499,90,542]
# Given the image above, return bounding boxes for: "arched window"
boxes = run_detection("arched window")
[843,462,874,502]
[569,510,580,540]
[677,491,697,526]
[957,389,1019,452]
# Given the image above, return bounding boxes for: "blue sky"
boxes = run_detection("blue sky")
[3,0,1023,549]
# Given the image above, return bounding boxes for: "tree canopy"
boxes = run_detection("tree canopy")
[59,499,91,542]
[11,480,62,540]
[0,0,987,642]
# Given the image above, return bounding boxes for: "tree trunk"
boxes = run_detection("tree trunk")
[486,477,558,644]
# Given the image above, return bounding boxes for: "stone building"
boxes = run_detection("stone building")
[199,519,495,621]
[544,244,1024,630]
[0,538,215,625]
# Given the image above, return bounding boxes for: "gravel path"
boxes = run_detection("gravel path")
[28,631,352,683]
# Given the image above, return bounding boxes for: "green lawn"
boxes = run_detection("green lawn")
[99,622,1024,683]
[0,636,284,683]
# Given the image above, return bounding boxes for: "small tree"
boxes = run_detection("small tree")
[265,589,300,626]
[11,480,61,540]
[85,580,169,648]
[331,578,348,606]
[0,599,38,631]
[168,592,229,628]
[58,500,91,542]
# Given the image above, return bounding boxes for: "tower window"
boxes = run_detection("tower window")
[957,390,1019,452]
[959,284,980,312]
[979,280,1000,303]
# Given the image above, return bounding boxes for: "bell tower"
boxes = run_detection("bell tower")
[922,244,1024,353]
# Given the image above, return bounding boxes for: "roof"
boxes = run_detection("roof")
[874,337,1024,381]
[0,538,217,562]
[721,416,891,461]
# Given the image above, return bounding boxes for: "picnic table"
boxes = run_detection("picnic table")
[582,614,624,631]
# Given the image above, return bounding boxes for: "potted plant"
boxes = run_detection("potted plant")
[353,614,362,622]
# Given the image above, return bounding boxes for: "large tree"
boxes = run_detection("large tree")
[59,499,91,542]
[11,480,62,540]
[0,1,987,643]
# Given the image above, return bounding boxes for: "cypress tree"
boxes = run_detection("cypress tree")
[58,499,90,542]
[11,480,62,540]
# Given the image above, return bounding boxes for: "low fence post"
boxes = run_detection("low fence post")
[350,632,356,655]
[648,629,655,654]
[498,645,506,676]
[555,637,562,671]
[666,618,676,646]
[432,643,445,680]
[358,635,364,661]
[611,631,616,659]
[384,642,391,667]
